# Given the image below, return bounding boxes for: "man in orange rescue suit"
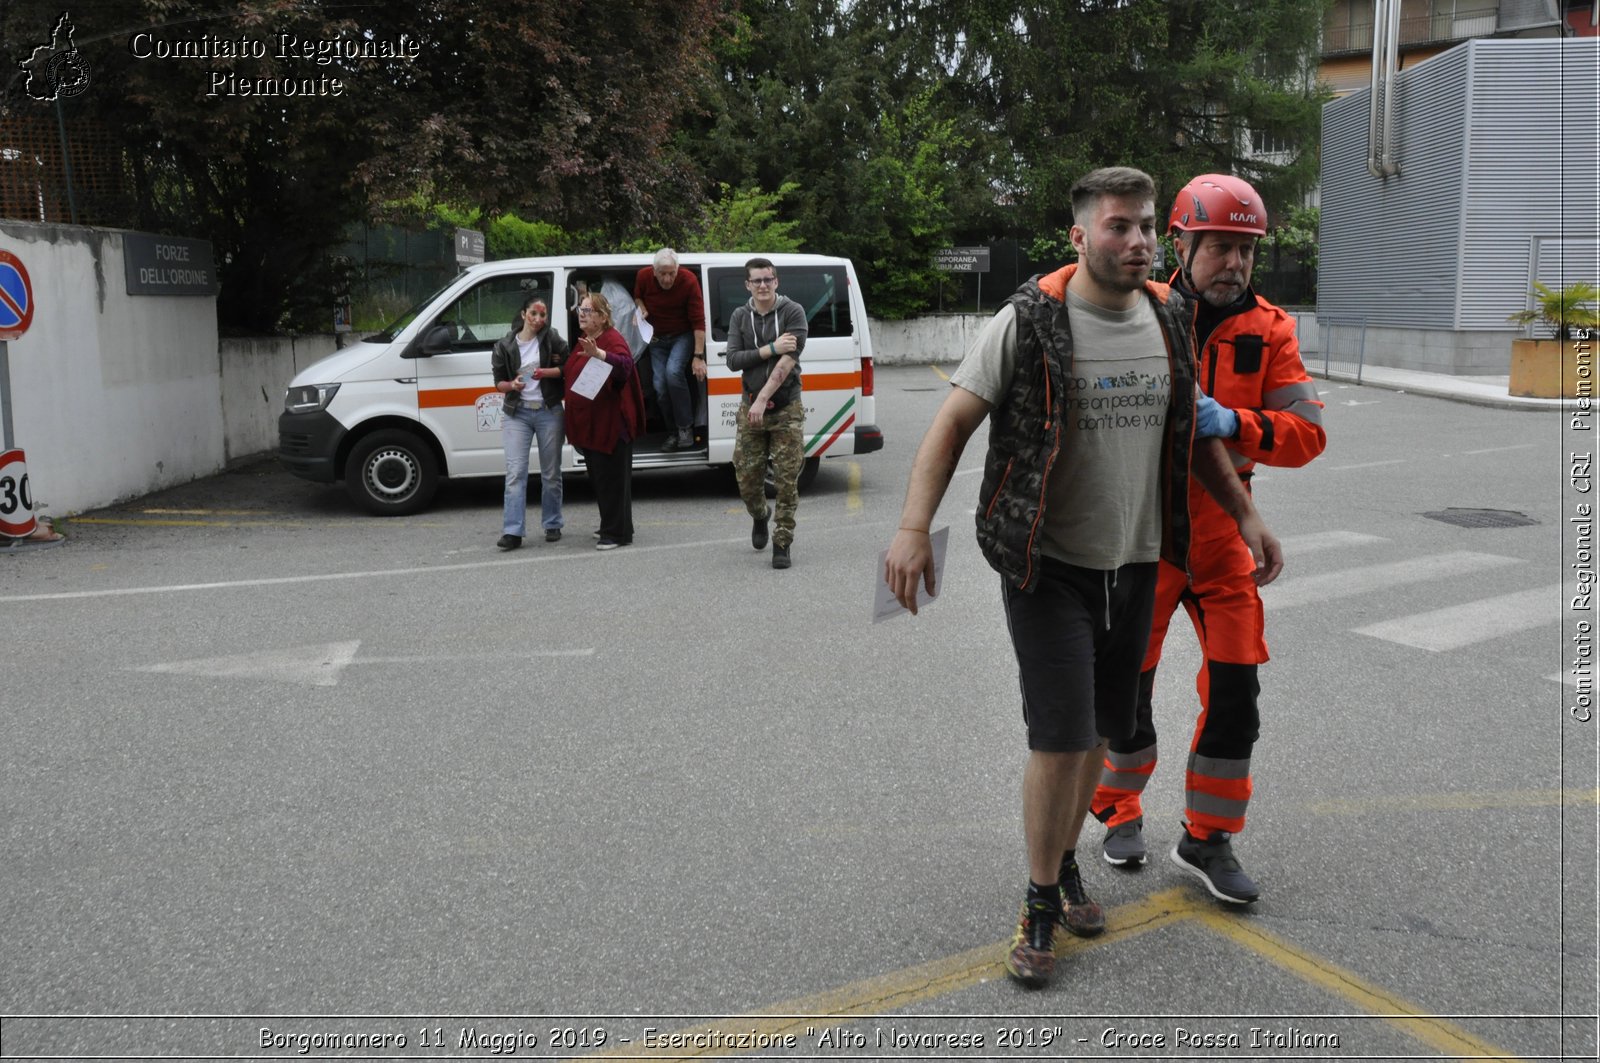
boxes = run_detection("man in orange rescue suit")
[1090,174,1326,904]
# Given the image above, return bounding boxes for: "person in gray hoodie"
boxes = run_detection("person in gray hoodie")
[725,257,808,569]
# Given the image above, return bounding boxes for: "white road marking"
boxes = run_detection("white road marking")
[132,641,596,687]
[1461,443,1540,456]
[1260,551,1524,610]
[0,536,754,604]
[1278,530,1387,554]
[1354,586,1562,651]
[1324,458,1408,471]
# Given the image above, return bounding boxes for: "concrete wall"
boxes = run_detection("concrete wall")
[872,310,1522,379]
[0,220,338,516]
[219,334,337,463]
[2,221,221,516]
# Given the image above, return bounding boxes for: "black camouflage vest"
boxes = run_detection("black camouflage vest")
[974,273,1197,591]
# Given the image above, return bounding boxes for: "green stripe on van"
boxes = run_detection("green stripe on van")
[806,395,856,452]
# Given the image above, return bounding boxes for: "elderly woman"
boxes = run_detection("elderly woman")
[491,294,570,549]
[563,291,645,550]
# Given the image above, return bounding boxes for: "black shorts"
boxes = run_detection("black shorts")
[1000,558,1159,753]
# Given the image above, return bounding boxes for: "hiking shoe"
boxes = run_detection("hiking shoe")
[496,534,522,551]
[1058,859,1105,938]
[752,510,770,550]
[771,544,791,569]
[1103,818,1148,868]
[1171,829,1260,904]
[544,529,562,543]
[1004,899,1058,988]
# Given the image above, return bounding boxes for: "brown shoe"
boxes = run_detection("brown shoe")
[1004,900,1057,988]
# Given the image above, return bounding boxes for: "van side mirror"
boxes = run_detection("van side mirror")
[415,324,454,357]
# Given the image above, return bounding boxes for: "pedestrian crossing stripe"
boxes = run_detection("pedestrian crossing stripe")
[1260,550,1522,611]
[1354,585,1561,651]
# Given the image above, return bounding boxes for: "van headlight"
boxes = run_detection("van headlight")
[285,383,340,413]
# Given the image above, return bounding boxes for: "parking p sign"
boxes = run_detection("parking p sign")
[0,250,35,341]
[0,448,36,537]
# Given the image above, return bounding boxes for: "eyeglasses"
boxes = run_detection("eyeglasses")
[747,277,777,286]
[576,307,599,316]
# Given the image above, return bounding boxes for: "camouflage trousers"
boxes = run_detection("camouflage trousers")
[734,397,805,547]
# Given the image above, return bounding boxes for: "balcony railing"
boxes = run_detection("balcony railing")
[1322,4,1556,55]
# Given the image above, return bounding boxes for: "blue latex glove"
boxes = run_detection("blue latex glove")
[1195,392,1239,439]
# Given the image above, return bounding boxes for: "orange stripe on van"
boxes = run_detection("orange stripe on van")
[707,371,860,396]
[418,387,495,409]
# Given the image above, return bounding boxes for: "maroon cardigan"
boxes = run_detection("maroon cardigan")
[563,327,646,453]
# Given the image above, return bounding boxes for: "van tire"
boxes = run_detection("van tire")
[345,429,439,516]
[763,456,821,499]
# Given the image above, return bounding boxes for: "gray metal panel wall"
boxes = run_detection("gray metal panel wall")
[1460,39,1600,330]
[1319,46,1469,329]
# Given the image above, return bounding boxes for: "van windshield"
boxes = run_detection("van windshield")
[366,278,462,343]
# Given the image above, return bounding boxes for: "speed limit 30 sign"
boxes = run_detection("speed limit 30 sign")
[0,448,37,537]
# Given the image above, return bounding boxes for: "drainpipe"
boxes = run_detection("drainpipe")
[1367,0,1402,178]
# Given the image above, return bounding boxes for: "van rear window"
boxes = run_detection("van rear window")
[710,266,853,342]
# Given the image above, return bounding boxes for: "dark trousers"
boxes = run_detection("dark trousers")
[584,439,634,543]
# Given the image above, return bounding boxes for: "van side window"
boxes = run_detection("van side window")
[428,273,555,352]
[710,266,853,342]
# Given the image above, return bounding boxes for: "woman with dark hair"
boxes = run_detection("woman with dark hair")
[491,295,570,549]
[563,291,645,550]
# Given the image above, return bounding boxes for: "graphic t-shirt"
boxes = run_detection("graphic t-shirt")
[950,291,1171,569]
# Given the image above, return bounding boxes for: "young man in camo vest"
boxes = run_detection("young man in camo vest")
[883,167,1284,989]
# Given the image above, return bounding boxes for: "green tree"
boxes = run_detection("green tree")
[0,0,728,331]
[683,182,803,252]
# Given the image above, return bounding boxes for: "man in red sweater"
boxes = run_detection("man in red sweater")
[634,248,708,451]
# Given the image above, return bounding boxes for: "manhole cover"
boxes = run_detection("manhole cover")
[1421,508,1539,529]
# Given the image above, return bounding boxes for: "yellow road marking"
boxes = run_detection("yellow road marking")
[846,461,862,513]
[1191,907,1526,1062]
[1308,787,1599,816]
[140,508,271,515]
[576,890,1195,1061]
[930,364,951,382]
[68,517,312,528]
[574,886,1526,1062]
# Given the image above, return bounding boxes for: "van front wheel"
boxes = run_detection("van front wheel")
[346,430,439,516]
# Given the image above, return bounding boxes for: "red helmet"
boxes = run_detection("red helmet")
[1168,174,1268,236]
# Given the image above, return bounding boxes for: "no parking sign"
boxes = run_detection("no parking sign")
[0,250,34,341]
[0,448,36,537]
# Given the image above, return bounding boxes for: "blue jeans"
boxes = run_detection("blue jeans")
[502,403,564,536]
[647,331,695,432]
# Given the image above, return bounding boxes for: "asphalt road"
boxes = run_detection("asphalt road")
[0,365,1592,1062]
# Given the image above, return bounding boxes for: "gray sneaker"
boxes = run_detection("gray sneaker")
[1103,818,1148,868]
[1171,829,1260,904]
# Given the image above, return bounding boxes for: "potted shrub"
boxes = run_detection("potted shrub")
[1508,281,1599,398]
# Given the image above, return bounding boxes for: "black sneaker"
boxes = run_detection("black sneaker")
[496,534,522,551]
[771,543,791,569]
[1004,897,1059,988]
[1058,858,1104,938]
[1103,818,1148,868]
[660,432,682,453]
[545,529,562,543]
[1171,829,1260,904]
[751,510,770,550]
[595,537,621,551]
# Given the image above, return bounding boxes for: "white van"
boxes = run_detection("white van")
[278,253,883,515]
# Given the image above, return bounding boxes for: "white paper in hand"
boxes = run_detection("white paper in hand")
[872,526,949,623]
[570,356,613,400]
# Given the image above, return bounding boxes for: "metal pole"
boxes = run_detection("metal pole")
[1,340,14,450]
[53,94,78,224]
